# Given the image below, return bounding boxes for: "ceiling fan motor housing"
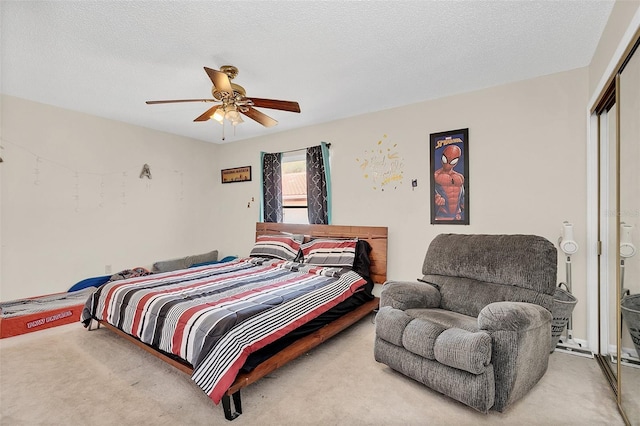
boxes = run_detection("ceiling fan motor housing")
[212,65,245,100]
[212,83,246,100]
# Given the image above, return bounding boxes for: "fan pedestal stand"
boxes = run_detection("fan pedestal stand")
[554,255,593,358]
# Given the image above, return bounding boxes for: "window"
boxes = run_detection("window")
[261,142,331,225]
[282,151,308,224]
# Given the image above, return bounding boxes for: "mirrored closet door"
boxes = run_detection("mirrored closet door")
[618,38,640,425]
[595,30,640,426]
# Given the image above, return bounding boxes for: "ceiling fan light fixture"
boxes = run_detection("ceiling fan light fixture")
[212,108,225,123]
[232,115,244,126]
[225,109,241,122]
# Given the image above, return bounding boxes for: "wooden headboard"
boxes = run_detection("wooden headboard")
[255,222,388,284]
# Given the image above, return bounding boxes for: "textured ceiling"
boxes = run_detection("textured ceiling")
[1,1,614,144]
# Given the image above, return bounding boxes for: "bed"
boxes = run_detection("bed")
[81,222,387,420]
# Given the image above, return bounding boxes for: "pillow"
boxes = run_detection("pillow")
[187,249,218,266]
[191,255,237,268]
[152,249,218,273]
[68,275,111,292]
[250,235,302,261]
[152,256,191,273]
[301,238,357,267]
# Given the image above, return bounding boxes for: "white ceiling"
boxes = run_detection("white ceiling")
[1,1,614,144]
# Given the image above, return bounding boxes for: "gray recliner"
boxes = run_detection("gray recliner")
[374,233,556,413]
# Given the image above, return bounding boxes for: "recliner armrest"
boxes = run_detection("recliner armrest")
[478,301,551,332]
[380,280,441,310]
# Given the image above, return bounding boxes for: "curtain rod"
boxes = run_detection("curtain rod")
[266,143,331,155]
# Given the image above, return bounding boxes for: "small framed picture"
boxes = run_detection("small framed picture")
[429,128,469,225]
[221,166,252,184]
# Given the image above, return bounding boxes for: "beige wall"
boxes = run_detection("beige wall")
[216,67,590,339]
[0,95,220,300]
[1,69,590,338]
[589,0,640,97]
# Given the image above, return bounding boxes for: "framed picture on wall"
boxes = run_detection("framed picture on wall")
[221,166,252,184]
[429,128,469,225]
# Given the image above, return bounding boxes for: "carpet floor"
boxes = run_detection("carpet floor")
[0,314,624,425]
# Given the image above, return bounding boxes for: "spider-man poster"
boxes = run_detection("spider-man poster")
[430,128,469,225]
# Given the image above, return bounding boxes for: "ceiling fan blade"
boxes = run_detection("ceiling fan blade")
[242,107,278,127]
[146,99,216,104]
[194,105,221,122]
[246,98,301,113]
[204,67,233,96]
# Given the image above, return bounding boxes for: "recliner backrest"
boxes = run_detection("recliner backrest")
[421,234,557,317]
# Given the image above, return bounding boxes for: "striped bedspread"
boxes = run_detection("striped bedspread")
[81,257,366,404]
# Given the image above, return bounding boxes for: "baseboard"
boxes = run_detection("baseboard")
[609,353,640,369]
[555,337,594,358]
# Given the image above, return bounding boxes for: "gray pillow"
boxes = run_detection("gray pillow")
[152,249,218,273]
[152,256,191,273]
[188,250,219,266]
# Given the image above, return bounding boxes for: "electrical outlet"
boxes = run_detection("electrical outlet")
[105,264,112,274]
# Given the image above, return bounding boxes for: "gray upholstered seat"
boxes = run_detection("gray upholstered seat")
[374,234,556,413]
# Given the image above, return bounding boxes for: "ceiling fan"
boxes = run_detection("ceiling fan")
[146,65,301,132]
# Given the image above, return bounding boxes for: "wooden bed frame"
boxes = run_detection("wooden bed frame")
[96,222,388,421]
